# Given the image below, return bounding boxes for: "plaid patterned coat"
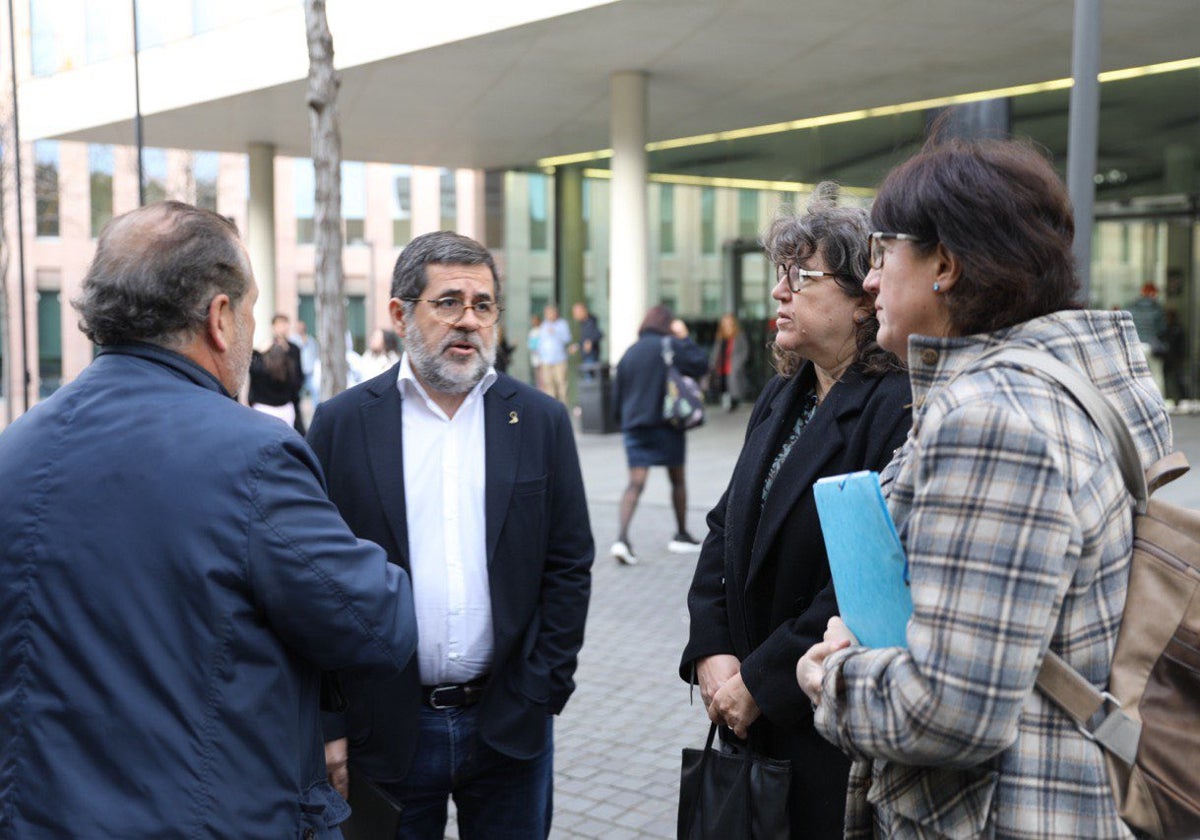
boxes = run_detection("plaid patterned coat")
[814,311,1172,839]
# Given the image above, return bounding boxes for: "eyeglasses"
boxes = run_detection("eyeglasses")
[868,232,924,270]
[404,297,503,327]
[775,263,840,294]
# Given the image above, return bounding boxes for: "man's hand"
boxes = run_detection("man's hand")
[325,737,349,799]
[796,617,856,707]
[708,671,761,739]
[696,654,740,710]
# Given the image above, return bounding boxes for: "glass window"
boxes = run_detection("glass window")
[298,294,316,338]
[193,151,219,211]
[342,161,366,244]
[347,295,367,354]
[737,190,759,239]
[582,178,592,252]
[89,144,114,237]
[142,147,168,204]
[135,1,191,49]
[529,173,548,252]
[701,187,716,254]
[295,158,315,244]
[192,0,241,33]
[30,0,85,76]
[34,141,60,237]
[659,184,675,254]
[440,168,457,231]
[37,286,62,398]
[85,0,128,63]
[391,165,412,246]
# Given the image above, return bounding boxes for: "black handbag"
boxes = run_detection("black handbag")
[662,337,705,431]
[677,724,791,840]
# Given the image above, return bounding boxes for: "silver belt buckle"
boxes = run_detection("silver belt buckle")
[428,685,456,710]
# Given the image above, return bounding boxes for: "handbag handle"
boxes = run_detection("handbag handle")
[661,335,675,367]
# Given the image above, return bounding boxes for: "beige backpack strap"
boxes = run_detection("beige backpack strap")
[1036,652,1141,766]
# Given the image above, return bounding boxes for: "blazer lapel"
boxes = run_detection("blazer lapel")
[722,380,796,600]
[361,382,410,568]
[483,378,520,563]
[745,372,851,588]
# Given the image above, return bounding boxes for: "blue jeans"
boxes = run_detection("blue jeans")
[376,704,553,840]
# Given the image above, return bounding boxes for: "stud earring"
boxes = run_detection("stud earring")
[933,283,941,293]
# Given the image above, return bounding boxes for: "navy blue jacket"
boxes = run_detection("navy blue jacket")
[613,331,709,430]
[0,344,417,839]
[307,366,593,782]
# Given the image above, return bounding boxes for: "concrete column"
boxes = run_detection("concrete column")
[928,99,1011,138]
[247,142,277,344]
[410,166,442,237]
[1067,0,1102,298]
[556,164,585,310]
[608,70,648,364]
[456,168,487,241]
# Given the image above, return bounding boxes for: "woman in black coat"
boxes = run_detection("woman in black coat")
[680,189,912,839]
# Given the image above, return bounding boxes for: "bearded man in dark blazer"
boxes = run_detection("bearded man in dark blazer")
[308,230,593,840]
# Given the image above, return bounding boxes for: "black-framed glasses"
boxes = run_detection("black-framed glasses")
[403,296,503,326]
[775,263,840,294]
[868,232,923,270]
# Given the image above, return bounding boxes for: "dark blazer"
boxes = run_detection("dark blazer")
[680,363,911,839]
[307,364,594,782]
[613,331,709,430]
[0,344,416,838]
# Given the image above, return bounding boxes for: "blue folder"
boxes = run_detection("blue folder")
[813,470,912,648]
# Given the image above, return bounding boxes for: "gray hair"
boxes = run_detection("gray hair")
[763,183,900,377]
[390,230,500,314]
[73,201,249,347]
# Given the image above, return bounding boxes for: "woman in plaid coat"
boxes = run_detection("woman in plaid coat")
[798,137,1172,838]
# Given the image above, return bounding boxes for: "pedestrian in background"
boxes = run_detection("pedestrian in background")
[682,190,910,839]
[537,303,572,403]
[249,312,305,433]
[797,136,1171,839]
[358,326,400,380]
[0,201,416,839]
[292,318,321,406]
[610,305,709,565]
[572,301,603,377]
[708,311,750,411]
[528,313,543,389]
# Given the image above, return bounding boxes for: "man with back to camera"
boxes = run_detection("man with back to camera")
[0,201,418,838]
[308,230,594,839]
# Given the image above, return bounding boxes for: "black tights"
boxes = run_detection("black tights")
[617,465,687,545]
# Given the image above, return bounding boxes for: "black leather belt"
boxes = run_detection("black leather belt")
[421,676,489,709]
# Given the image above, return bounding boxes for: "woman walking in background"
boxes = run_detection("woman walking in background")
[610,305,709,566]
[708,312,749,411]
[682,189,910,838]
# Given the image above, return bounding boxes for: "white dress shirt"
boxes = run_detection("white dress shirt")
[397,353,497,685]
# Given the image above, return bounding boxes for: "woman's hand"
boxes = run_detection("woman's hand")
[708,671,761,739]
[797,617,856,707]
[696,654,740,710]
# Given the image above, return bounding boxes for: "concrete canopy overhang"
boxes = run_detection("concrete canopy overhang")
[21,0,1200,184]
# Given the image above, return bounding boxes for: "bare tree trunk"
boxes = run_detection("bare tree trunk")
[304,0,347,400]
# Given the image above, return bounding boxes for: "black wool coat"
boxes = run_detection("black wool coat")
[680,362,911,840]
